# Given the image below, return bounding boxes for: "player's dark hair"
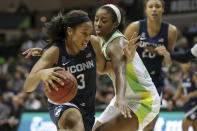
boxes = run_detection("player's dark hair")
[99,5,125,32]
[43,10,91,48]
[144,0,165,8]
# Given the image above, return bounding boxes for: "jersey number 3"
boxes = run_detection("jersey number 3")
[77,74,85,89]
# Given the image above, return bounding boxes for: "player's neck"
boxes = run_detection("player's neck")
[147,19,161,32]
[101,30,116,44]
[183,71,189,78]
[65,38,80,55]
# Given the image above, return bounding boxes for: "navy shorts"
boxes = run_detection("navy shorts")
[48,101,95,131]
[184,104,197,121]
[186,110,197,121]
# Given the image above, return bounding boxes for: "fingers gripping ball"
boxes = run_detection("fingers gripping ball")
[44,70,78,104]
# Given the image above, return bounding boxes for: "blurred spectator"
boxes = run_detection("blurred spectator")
[1,93,12,107]
[16,1,30,14]
[18,29,31,47]
[8,95,24,131]
[0,101,10,131]
[192,36,197,45]
[25,93,41,110]
[162,64,182,108]
[20,39,34,52]
[174,29,190,53]
[7,3,17,13]
[0,57,7,76]
[4,81,16,97]
[12,71,24,93]
[7,56,17,75]
[0,57,9,92]
[15,54,32,76]
[188,18,197,33]
[95,82,114,110]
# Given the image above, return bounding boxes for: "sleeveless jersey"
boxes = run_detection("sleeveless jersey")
[52,41,96,115]
[181,72,197,113]
[100,30,160,129]
[137,19,169,89]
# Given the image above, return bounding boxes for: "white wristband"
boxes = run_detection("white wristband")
[191,44,197,57]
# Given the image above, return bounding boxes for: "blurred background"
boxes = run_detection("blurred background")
[0,0,197,131]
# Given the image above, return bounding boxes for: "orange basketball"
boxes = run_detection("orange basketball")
[44,69,78,104]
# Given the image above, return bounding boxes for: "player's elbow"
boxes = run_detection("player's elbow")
[97,67,107,74]
[23,77,36,92]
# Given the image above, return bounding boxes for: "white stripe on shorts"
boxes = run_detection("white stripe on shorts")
[48,99,79,109]
[184,105,197,118]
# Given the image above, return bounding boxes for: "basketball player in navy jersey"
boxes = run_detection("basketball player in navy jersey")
[23,10,140,131]
[168,62,197,131]
[23,10,110,131]
[124,0,178,130]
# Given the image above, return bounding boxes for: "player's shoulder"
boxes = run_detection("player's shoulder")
[126,21,140,30]
[110,36,128,49]
[168,24,178,34]
[124,21,140,37]
[90,35,102,53]
[42,46,59,59]
[40,45,59,64]
[90,35,99,43]
[44,46,59,55]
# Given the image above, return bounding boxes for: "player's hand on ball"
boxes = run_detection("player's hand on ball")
[115,96,132,118]
[22,48,43,58]
[40,67,66,93]
[124,32,142,62]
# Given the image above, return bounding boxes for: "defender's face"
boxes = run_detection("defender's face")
[145,0,164,21]
[94,8,116,38]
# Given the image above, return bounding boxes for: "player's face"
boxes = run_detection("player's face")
[71,21,93,50]
[170,72,181,83]
[94,8,117,38]
[180,62,192,73]
[145,0,164,21]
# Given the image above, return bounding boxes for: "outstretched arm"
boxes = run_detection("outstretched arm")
[22,48,43,58]
[90,35,141,74]
[123,32,142,62]
[107,38,131,118]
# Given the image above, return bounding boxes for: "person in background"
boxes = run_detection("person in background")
[168,62,197,131]
[124,0,178,130]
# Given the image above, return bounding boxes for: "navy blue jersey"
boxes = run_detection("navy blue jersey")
[53,41,96,115]
[137,19,169,90]
[181,72,197,113]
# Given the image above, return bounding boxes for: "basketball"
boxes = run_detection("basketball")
[43,69,78,104]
